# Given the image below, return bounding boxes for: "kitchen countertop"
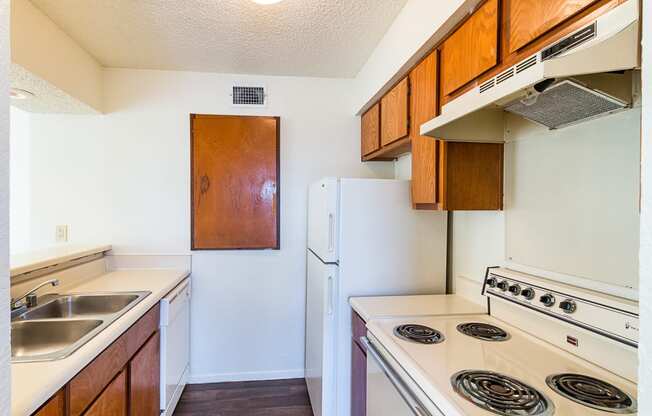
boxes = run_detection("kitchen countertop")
[349,294,488,322]
[11,268,190,416]
[11,244,112,277]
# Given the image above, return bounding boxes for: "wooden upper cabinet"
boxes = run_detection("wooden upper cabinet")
[361,104,380,157]
[191,115,280,250]
[380,77,410,146]
[440,0,499,97]
[409,52,439,208]
[506,0,599,53]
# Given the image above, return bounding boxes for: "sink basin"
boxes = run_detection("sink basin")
[18,294,140,320]
[11,319,103,360]
[11,290,150,362]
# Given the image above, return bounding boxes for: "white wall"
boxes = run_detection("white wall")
[638,0,651,410]
[0,0,10,413]
[9,107,29,254]
[23,68,393,382]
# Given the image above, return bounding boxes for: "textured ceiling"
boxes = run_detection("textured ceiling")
[30,0,409,78]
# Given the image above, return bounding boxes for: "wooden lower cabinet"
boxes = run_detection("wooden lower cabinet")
[129,332,161,416]
[33,389,65,416]
[351,311,367,416]
[84,370,127,416]
[32,304,160,416]
[413,141,503,211]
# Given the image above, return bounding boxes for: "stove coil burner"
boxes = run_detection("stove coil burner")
[394,324,444,345]
[546,373,637,413]
[451,370,554,416]
[457,322,510,342]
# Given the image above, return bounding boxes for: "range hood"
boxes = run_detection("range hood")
[420,0,640,141]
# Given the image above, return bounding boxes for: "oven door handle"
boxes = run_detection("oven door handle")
[362,336,433,416]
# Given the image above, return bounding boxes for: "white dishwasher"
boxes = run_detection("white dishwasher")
[160,278,191,416]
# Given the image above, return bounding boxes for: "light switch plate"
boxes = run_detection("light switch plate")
[55,225,68,242]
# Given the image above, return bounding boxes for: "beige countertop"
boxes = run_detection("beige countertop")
[11,268,189,416]
[349,294,488,322]
[11,244,112,277]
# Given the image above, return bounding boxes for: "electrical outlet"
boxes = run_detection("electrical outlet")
[55,225,68,242]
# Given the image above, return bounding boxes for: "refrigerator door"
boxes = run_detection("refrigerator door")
[308,177,339,264]
[305,250,338,416]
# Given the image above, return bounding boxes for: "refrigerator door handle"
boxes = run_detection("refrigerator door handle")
[327,275,334,315]
[328,213,335,253]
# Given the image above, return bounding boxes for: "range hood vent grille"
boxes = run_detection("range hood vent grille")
[479,79,495,93]
[516,55,538,73]
[504,80,628,129]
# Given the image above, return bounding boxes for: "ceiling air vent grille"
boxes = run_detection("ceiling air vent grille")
[232,86,266,106]
[516,55,538,73]
[479,79,495,94]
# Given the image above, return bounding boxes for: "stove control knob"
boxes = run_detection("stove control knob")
[497,280,509,291]
[508,284,521,296]
[521,287,535,300]
[540,294,556,307]
[486,277,497,288]
[559,299,577,314]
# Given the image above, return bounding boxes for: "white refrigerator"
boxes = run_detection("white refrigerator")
[305,178,448,416]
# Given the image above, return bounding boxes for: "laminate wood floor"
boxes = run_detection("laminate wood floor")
[173,378,314,416]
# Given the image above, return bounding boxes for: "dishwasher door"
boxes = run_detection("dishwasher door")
[160,278,191,415]
[364,335,443,416]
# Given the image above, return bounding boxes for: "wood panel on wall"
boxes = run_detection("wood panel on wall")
[409,52,439,208]
[506,0,599,53]
[191,115,280,250]
[380,77,410,147]
[440,0,499,97]
[361,104,380,156]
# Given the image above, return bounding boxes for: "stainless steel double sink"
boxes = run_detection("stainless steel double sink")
[11,291,151,363]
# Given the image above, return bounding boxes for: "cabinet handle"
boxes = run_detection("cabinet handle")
[327,275,334,315]
[328,213,335,252]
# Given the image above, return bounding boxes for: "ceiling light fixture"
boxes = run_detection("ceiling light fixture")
[252,0,283,4]
[10,88,35,100]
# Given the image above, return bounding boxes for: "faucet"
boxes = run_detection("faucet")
[11,278,60,310]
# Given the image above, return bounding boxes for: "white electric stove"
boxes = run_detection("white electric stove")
[364,267,638,416]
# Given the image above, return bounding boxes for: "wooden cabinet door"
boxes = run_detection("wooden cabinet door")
[507,0,599,53]
[191,115,280,250]
[84,370,127,416]
[361,103,380,156]
[380,77,410,146]
[409,52,439,208]
[129,332,160,416]
[351,340,367,416]
[440,0,499,97]
[33,389,65,416]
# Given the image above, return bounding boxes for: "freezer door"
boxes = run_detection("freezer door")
[308,177,339,263]
[305,250,338,416]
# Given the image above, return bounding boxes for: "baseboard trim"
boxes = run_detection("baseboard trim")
[188,369,305,384]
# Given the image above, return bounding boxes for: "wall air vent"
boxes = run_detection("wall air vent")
[232,86,266,106]
[479,79,495,94]
[516,55,538,73]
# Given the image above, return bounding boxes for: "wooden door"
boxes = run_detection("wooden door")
[129,332,160,416]
[33,389,65,416]
[507,0,599,53]
[440,0,499,97]
[361,103,380,157]
[83,370,127,416]
[380,77,410,146]
[409,52,439,209]
[191,115,280,250]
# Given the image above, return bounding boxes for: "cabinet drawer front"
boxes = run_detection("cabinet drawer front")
[361,104,380,156]
[32,389,65,416]
[507,0,599,53]
[69,304,160,416]
[441,0,499,97]
[380,77,410,146]
[83,370,127,416]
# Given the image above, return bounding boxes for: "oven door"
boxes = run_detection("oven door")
[363,334,443,416]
